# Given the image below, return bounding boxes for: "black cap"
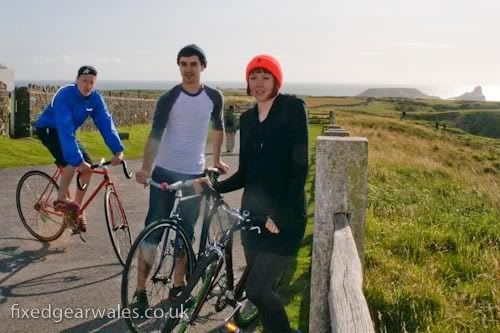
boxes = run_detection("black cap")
[77,65,98,77]
[177,44,207,67]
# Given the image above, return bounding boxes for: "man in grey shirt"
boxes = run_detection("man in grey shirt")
[133,44,228,314]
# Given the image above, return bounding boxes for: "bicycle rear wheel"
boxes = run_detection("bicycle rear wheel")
[122,219,195,333]
[16,170,65,241]
[163,251,221,333]
[234,296,259,328]
[104,186,132,266]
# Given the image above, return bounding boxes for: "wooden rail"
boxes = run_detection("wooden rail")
[329,213,374,333]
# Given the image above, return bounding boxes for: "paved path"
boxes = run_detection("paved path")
[0,135,252,332]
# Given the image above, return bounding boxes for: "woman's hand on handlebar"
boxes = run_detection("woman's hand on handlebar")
[265,217,280,234]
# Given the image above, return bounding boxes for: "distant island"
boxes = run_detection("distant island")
[358,86,487,101]
[357,88,440,99]
[450,86,486,101]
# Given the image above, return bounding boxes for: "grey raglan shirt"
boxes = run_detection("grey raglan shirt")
[151,85,224,175]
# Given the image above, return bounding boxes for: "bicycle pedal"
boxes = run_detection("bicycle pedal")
[222,321,241,333]
[70,231,87,242]
[79,233,87,242]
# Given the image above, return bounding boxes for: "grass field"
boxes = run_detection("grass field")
[282,100,499,332]
[0,125,151,168]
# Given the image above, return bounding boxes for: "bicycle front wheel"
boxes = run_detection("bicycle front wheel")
[122,219,195,333]
[104,187,132,266]
[16,170,66,241]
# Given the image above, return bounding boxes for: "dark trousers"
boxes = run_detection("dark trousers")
[144,166,202,243]
[244,247,293,333]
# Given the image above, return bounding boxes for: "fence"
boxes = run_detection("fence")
[309,126,374,332]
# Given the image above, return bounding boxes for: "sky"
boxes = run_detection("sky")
[1,0,499,89]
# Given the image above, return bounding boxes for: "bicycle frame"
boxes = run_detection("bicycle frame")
[33,168,64,219]
[35,165,128,230]
[149,186,213,287]
[79,168,113,212]
[185,201,254,324]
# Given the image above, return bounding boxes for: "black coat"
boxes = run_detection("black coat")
[215,94,309,255]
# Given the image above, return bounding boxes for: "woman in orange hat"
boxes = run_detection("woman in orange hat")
[210,54,308,332]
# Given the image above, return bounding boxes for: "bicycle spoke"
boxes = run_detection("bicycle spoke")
[17,171,66,241]
[122,220,194,333]
[105,188,131,265]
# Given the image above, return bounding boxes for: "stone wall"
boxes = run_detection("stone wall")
[12,84,243,137]
[0,82,9,136]
[14,85,159,136]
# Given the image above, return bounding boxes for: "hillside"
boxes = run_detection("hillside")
[301,96,499,332]
[298,98,500,332]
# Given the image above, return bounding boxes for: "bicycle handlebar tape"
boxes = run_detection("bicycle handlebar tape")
[121,161,133,179]
[76,172,87,191]
[160,182,169,191]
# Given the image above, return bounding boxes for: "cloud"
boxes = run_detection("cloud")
[31,53,124,65]
[353,50,384,56]
[32,54,72,65]
[396,42,453,49]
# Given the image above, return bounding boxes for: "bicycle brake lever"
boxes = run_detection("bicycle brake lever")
[248,226,261,234]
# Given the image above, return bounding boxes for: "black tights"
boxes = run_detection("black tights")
[244,248,293,333]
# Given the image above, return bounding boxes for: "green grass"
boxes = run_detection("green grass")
[365,162,499,332]
[280,100,499,332]
[0,125,151,168]
[279,124,322,332]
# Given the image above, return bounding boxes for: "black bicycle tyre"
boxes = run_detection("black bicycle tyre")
[104,187,132,266]
[16,170,66,242]
[234,296,259,328]
[121,218,195,333]
[162,251,220,333]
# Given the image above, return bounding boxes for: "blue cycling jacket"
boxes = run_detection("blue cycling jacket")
[35,84,124,167]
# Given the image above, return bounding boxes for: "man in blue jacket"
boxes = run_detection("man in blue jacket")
[35,65,124,232]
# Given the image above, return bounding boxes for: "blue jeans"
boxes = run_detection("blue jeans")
[144,166,202,243]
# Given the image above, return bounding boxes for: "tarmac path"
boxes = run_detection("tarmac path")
[0,134,253,332]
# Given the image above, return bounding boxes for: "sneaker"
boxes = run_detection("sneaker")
[168,285,186,302]
[53,199,80,214]
[131,289,149,316]
[77,215,87,233]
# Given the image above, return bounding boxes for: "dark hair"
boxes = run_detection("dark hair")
[246,68,279,98]
[77,65,97,77]
[177,44,207,67]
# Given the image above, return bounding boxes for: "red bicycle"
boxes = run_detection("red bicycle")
[15,159,133,265]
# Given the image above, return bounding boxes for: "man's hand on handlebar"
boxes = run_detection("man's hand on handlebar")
[193,176,212,194]
[77,161,92,175]
[213,160,229,175]
[135,169,150,187]
[111,151,124,166]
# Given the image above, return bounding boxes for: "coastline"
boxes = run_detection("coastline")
[13,80,500,101]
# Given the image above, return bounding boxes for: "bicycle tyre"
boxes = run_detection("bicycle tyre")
[234,296,259,328]
[122,219,195,333]
[162,251,220,333]
[104,186,132,266]
[16,170,66,241]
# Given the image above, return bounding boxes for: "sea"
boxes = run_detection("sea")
[14,80,500,102]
